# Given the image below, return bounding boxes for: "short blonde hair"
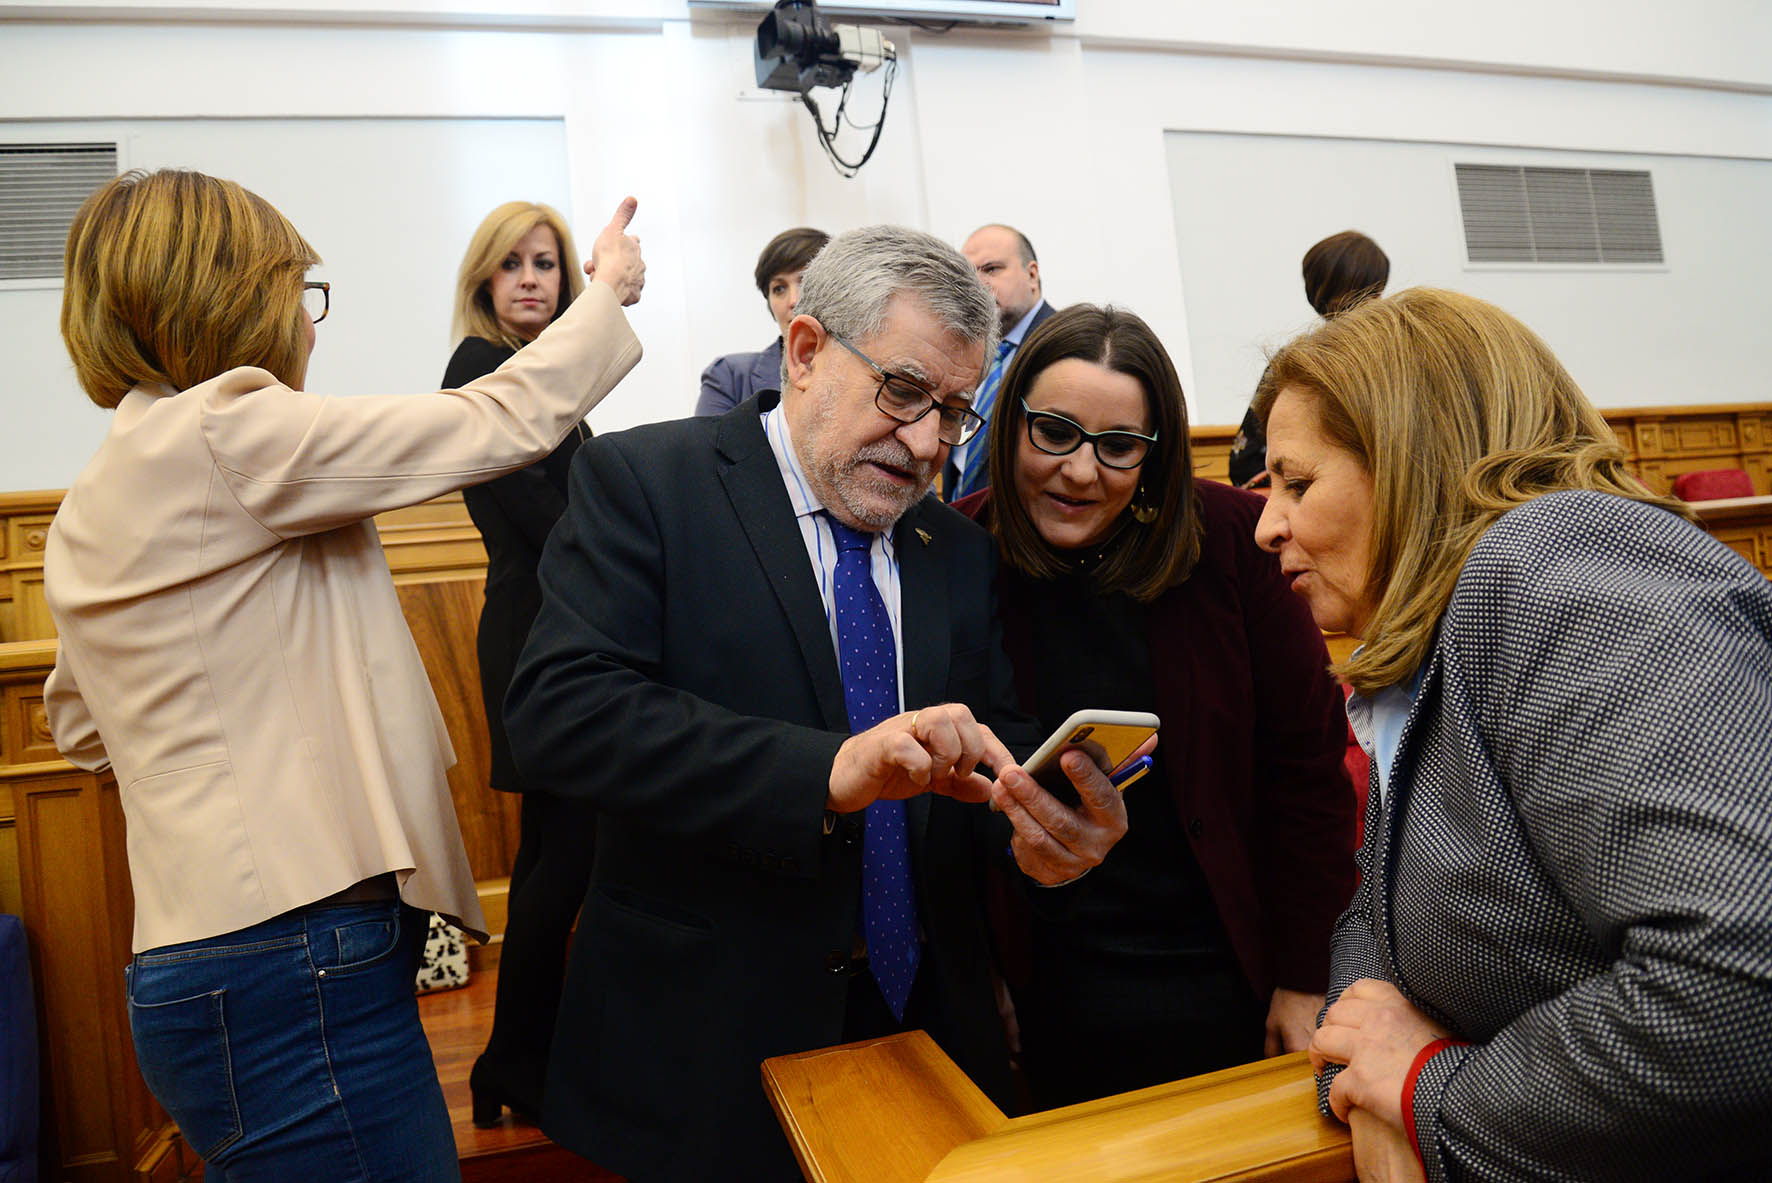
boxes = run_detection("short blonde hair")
[451,202,584,350]
[1254,287,1690,694]
[61,169,320,408]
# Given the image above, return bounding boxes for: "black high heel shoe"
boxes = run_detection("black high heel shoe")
[468,1057,542,1129]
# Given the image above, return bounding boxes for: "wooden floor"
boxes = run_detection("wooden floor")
[419,966,625,1183]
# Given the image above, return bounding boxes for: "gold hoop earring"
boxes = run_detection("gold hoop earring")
[1130,484,1159,525]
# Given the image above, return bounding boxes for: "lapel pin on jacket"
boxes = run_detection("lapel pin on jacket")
[915,527,932,546]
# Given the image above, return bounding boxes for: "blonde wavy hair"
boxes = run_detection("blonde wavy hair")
[62,169,320,407]
[451,201,584,350]
[1254,287,1691,694]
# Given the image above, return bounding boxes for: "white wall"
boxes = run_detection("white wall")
[1,3,1767,489]
[4,117,572,491]
[1168,134,1772,425]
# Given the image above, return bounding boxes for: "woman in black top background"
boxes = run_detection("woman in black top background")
[445,200,599,1126]
[1227,230,1389,488]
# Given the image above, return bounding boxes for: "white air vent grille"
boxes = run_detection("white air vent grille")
[0,142,118,281]
[1455,163,1663,265]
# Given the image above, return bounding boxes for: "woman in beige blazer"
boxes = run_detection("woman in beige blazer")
[43,169,644,1181]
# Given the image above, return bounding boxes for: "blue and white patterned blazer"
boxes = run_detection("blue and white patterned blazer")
[1323,490,1772,1181]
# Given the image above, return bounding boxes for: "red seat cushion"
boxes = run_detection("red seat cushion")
[1672,468,1753,502]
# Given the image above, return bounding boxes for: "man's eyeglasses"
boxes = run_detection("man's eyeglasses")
[829,332,986,447]
[302,281,330,325]
[1020,399,1157,469]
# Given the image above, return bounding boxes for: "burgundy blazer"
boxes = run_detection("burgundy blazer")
[960,480,1357,998]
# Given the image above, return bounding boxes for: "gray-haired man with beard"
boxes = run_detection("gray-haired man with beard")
[505,225,1130,1182]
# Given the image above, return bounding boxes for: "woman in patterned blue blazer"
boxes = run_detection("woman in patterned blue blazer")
[1250,287,1772,1182]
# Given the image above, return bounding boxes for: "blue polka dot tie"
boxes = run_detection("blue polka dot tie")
[825,513,919,1022]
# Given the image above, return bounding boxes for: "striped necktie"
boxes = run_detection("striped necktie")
[952,338,1015,501]
[825,514,919,1021]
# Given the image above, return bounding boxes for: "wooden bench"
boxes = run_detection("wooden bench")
[1185,402,1772,501]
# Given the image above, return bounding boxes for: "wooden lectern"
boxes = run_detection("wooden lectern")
[763,1031,1353,1183]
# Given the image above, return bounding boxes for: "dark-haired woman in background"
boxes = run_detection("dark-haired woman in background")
[443,201,603,1126]
[1228,230,1389,488]
[695,226,829,415]
[957,304,1356,1108]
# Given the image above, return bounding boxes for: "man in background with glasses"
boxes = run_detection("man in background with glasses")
[505,225,1129,1183]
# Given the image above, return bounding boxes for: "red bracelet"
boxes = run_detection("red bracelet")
[1400,1037,1468,1171]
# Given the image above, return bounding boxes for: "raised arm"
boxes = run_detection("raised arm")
[206,200,644,539]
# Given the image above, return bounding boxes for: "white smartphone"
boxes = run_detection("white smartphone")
[1023,709,1160,804]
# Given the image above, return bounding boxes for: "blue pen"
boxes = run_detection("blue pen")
[1109,755,1154,792]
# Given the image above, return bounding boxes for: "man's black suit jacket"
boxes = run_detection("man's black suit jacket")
[505,393,1026,1182]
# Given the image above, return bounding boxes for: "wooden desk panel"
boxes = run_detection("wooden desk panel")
[762,1031,1008,1183]
[927,1054,1350,1183]
[763,1034,1352,1183]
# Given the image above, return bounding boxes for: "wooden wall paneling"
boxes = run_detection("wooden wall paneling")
[1709,527,1763,570]
[1189,425,1238,485]
[0,494,57,644]
[4,635,166,1181]
[0,508,8,643]
[11,766,156,1183]
[1630,416,1665,462]
[1603,405,1772,497]
[0,823,21,920]
[1735,410,1769,492]
[1738,409,1772,493]
[1638,453,1758,495]
[377,492,492,584]
[2,659,43,915]
[132,1124,205,1182]
[1746,455,1772,496]
[1658,413,1738,457]
[395,576,520,883]
[13,571,52,643]
[0,658,22,916]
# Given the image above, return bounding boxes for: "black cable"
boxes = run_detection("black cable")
[801,56,896,178]
[853,15,961,33]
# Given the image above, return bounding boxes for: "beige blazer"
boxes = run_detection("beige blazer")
[44,283,640,953]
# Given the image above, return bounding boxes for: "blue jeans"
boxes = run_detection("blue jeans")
[125,901,459,1183]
